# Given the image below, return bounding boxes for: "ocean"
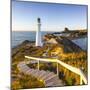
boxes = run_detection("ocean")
[12,31,52,48]
[72,37,87,51]
[12,31,87,51]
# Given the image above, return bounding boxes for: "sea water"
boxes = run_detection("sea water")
[72,37,87,51]
[12,31,87,51]
[12,31,51,48]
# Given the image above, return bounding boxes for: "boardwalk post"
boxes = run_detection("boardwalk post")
[80,76,83,85]
[25,56,87,84]
[57,62,59,76]
[38,60,40,70]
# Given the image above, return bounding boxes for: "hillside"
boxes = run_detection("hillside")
[11,35,87,89]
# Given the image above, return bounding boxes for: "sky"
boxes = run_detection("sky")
[12,0,87,31]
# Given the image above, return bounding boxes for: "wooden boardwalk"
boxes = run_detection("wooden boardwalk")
[17,61,64,87]
[25,56,87,85]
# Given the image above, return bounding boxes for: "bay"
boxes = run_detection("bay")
[12,31,87,51]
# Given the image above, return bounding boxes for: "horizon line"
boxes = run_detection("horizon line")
[12,28,87,32]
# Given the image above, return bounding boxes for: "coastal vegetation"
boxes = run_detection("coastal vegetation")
[11,30,87,89]
[11,73,45,90]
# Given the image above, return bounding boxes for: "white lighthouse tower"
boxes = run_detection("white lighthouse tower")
[36,18,42,46]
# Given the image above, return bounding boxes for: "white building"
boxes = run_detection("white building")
[36,18,42,46]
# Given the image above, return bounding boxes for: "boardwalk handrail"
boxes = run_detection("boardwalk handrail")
[57,60,87,84]
[25,56,87,84]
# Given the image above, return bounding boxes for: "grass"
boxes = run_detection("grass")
[12,41,87,88]
[11,73,45,90]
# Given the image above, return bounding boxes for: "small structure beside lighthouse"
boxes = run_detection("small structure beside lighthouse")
[36,18,42,46]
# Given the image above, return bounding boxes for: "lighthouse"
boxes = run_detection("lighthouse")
[36,18,42,46]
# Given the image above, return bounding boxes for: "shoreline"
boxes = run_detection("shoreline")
[66,35,87,40]
[12,35,87,49]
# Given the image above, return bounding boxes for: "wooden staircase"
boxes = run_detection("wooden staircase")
[17,61,64,87]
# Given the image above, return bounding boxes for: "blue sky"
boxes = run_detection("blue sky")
[12,0,87,31]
